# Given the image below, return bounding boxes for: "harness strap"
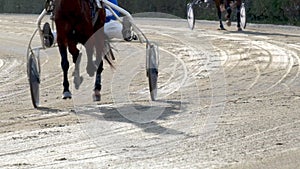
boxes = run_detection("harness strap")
[95,0,102,8]
[89,0,102,26]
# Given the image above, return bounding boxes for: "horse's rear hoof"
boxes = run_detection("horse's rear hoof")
[62,91,72,99]
[226,20,231,27]
[93,94,101,102]
[93,90,101,101]
[237,27,243,31]
[218,27,226,30]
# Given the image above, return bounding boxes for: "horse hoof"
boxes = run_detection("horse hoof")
[237,27,242,31]
[219,27,226,30]
[93,90,101,101]
[62,91,72,99]
[226,20,231,27]
[93,94,101,101]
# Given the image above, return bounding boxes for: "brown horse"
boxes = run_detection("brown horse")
[54,0,112,100]
[214,0,242,31]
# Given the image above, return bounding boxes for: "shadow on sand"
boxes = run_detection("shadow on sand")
[75,100,189,136]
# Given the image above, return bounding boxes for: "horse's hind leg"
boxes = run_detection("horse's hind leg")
[225,0,232,26]
[92,7,110,101]
[93,60,103,101]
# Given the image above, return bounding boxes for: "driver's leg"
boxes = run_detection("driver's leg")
[122,16,138,41]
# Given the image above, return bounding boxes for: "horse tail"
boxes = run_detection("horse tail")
[104,48,115,70]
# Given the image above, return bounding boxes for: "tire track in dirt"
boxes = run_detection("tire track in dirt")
[0,31,77,109]
[0,16,299,168]
[202,27,300,168]
[71,24,227,161]
[211,33,299,96]
[0,15,77,139]
[138,21,300,167]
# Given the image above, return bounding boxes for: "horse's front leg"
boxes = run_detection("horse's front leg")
[225,0,232,26]
[236,0,242,31]
[93,60,103,101]
[58,45,72,99]
[215,0,225,30]
[92,7,107,101]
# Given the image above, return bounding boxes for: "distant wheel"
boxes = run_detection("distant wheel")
[28,54,40,108]
[146,44,159,101]
[187,3,195,30]
[240,3,247,29]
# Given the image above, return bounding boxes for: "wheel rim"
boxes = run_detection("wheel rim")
[187,4,195,30]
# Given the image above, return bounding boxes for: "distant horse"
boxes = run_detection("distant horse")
[215,0,242,31]
[54,0,113,100]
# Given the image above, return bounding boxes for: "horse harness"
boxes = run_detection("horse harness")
[89,0,103,26]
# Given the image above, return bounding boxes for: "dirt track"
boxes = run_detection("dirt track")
[0,14,299,168]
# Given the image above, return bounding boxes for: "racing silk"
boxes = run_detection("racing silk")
[105,0,120,23]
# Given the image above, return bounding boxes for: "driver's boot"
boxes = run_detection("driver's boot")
[43,22,54,48]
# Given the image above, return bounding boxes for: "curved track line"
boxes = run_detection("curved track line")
[270,41,300,85]
[0,59,3,69]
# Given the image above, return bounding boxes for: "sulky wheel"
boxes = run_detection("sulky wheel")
[28,53,40,108]
[240,3,247,29]
[146,43,159,101]
[187,3,195,30]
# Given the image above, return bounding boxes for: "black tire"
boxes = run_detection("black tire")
[148,68,158,101]
[240,3,247,29]
[28,55,40,108]
[187,3,195,30]
[146,44,158,101]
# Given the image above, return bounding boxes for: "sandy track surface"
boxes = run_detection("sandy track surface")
[0,14,299,168]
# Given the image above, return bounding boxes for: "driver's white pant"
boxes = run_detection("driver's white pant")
[53,21,123,44]
[104,20,123,40]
